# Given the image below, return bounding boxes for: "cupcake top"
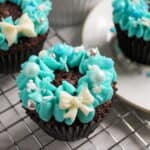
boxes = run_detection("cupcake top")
[0,0,52,51]
[113,0,150,41]
[16,44,117,125]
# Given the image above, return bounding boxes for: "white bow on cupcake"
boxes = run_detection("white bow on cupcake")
[59,87,94,121]
[0,13,37,46]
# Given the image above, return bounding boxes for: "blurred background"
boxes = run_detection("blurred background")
[0,0,150,150]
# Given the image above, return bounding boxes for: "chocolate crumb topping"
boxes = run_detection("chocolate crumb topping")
[0,2,22,21]
[52,68,82,87]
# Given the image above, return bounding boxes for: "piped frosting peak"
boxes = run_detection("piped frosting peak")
[16,44,117,125]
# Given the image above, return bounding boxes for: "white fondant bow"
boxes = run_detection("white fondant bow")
[59,87,94,121]
[0,13,37,46]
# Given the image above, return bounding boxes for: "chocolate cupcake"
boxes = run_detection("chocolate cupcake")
[0,0,52,73]
[113,0,150,65]
[16,44,117,141]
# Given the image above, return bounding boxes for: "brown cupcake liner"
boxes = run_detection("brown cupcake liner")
[115,24,150,65]
[0,33,48,73]
[24,83,117,141]
[25,100,113,141]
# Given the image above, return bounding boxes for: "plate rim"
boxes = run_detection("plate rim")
[116,94,150,113]
[82,0,150,113]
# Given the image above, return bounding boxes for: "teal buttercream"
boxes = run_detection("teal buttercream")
[62,81,76,94]
[78,106,95,124]
[0,33,8,51]
[0,0,52,51]
[113,0,150,41]
[38,101,53,122]
[16,44,117,125]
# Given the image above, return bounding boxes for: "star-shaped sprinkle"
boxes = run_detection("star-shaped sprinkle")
[27,80,37,92]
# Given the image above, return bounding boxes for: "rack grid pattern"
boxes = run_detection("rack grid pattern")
[0,28,150,150]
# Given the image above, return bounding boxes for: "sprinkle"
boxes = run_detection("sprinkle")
[138,18,150,27]
[39,50,48,58]
[74,45,85,52]
[49,53,56,58]
[43,96,54,101]
[92,86,102,94]
[39,18,45,23]
[132,0,139,4]
[26,80,37,92]
[88,65,105,83]
[27,100,36,111]
[38,4,46,11]
[87,48,99,56]
[23,62,40,77]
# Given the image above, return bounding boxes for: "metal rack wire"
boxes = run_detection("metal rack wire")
[0,27,150,150]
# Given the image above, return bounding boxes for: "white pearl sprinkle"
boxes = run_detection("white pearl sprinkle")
[39,18,45,23]
[132,0,139,4]
[39,50,48,58]
[38,4,46,11]
[93,47,99,53]
[27,80,37,92]
[88,48,99,56]
[27,100,36,111]
[139,18,150,27]
[23,62,40,77]
[74,45,85,52]
[49,53,56,58]
[93,86,102,94]
[43,96,54,101]
[88,64,105,83]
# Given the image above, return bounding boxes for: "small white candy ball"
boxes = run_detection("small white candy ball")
[27,100,36,111]
[23,62,40,77]
[39,50,48,58]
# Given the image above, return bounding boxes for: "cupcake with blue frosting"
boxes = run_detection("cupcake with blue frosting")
[0,0,52,73]
[16,44,117,141]
[113,0,150,65]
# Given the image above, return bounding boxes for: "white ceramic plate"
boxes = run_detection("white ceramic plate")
[49,0,100,26]
[82,0,150,113]
[82,0,115,49]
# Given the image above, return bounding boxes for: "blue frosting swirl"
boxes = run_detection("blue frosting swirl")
[16,44,117,125]
[0,0,52,51]
[113,0,150,41]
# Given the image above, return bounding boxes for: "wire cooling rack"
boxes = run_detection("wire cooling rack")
[0,26,150,150]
